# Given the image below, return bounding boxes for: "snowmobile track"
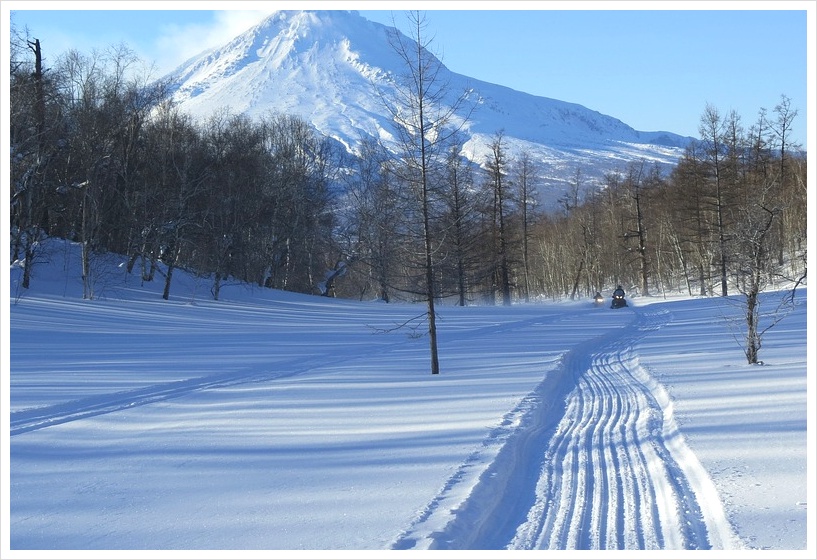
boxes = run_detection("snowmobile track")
[393,306,739,550]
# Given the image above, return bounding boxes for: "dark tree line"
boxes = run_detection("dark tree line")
[331,126,544,309]
[10,23,807,365]
[10,30,338,301]
[530,97,806,306]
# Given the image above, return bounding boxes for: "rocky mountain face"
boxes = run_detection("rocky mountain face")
[165,10,693,206]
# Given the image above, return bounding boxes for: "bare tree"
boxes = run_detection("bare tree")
[336,136,403,301]
[621,160,652,296]
[698,104,731,296]
[730,193,785,364]
[771,95,797,192]
[770,94,801,268]
[140,102,208,301]
[9,34,51,291]
[438,138,483,306]
[485,131,513,306]
[668,142,716,295]
[559,166,583,215]
[514,151,539,302]
[379,10,473,374]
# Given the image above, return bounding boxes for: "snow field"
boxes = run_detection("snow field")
[5,244,810,554]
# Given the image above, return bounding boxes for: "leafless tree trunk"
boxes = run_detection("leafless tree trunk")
[515,151,538,302]
[733,201,781,364]
[486,131,512,306]
[699,104,730,296]
[380,11,473,373]
[19,39,46,290]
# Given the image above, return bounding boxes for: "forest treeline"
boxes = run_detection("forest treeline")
[9,34,807,308]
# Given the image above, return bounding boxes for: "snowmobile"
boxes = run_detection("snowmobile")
[593,292,605,306]
[611,287,628,309]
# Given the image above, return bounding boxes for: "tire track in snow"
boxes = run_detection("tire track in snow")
[397,306,741,550]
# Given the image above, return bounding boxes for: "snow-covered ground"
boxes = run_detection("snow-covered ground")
[3,240,812,556]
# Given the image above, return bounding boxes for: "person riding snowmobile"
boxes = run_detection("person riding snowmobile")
[611,285,628,309]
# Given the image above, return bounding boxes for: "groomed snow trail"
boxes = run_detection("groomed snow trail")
[395,305,742,550]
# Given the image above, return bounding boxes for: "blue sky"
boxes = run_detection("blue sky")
[5,2,812,146]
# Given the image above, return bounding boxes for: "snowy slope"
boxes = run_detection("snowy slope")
[165,10,693,198]
[6,240,810,553]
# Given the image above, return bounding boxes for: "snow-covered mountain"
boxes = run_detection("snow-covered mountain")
[165,10,693,204]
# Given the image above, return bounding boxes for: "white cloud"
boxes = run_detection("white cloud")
[153,9,275,74]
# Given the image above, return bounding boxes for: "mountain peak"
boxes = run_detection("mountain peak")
[165,10,692,199]
[171,10,392,81]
